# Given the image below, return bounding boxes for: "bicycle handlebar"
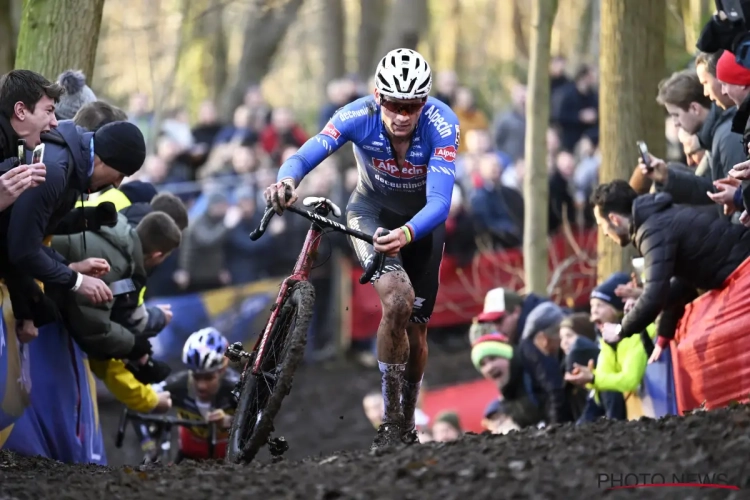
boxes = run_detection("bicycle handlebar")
[115,408,218,456]
[250,194,390,284]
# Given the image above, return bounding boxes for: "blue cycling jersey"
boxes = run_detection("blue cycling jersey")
[277,95,460,241]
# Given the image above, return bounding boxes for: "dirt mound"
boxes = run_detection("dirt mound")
[3,406,750,499]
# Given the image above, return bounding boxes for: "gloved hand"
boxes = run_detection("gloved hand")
[126,355,172,384]
[95,201,119,227]
[126,335,153,361]
[52,201,119,235]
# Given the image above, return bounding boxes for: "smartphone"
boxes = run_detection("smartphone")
[719,0,745,23]
[110,279,137,296]
[17,140,26,165]
[31,143,45,164]
[637,141,651,171]
[632,257,645,283]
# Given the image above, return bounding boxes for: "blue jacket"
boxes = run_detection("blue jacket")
[2,120,92,287]
[469,184,519,237]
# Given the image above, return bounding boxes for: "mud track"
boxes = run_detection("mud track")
[2,406,750,500]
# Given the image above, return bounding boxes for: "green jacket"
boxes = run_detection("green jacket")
[51,213,146,359]
[590,323,657,400]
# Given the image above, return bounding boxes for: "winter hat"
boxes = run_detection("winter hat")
[716,51,750,86]
[521,302,565,340]
[477,288,523,323]
[94,121,147,176]
[119,180,157,204]
[590,272,631,312]
[434,410,462,432]
[483,398,508,419]
[56,70,97,120]
[471,333,514,370]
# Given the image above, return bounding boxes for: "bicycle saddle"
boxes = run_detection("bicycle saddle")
[303,197,342,218]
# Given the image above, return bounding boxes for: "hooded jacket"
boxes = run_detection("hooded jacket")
[51,213,147,359]
[655,104,745,211]
[621,193,750,338]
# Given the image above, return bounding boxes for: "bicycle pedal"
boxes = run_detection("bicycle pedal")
[225,342,251,362]
[267,436,289,457]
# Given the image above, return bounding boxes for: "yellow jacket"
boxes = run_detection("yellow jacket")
[89,358,159,413]
[588,323,657,402]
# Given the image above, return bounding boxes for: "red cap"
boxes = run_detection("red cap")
[716,51,750,86]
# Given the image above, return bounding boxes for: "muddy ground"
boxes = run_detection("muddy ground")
[102,334,481,466]
[2,406,750,500]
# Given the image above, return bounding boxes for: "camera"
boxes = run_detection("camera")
[697,0,750,68]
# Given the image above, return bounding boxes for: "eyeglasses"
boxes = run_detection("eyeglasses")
[379,96,426,115]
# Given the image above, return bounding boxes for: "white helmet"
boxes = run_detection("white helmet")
[182,327,229,373]
[375,48,432,100]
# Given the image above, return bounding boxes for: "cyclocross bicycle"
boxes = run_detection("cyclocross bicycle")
[115,408,218,464]
[224,194,389,464]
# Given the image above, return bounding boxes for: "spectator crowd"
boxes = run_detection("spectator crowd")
[5,27,750,453]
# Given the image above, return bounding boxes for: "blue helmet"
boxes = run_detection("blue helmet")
[182,327,229,373]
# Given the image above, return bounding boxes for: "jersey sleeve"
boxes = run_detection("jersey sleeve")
[277,109,357,186]
[404,119,459,240]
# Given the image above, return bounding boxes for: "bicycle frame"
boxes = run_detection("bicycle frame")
[246,200,383,376]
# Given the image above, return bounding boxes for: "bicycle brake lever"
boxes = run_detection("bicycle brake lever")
[359,229,390,284]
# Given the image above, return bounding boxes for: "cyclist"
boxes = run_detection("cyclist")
[264,48,459,448]
[135,327,239,462]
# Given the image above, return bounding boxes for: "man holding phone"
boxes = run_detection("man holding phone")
[639,69,746,216]
[0,70,59,210]
[50,211,181,362]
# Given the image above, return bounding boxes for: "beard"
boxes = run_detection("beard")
[617,232,631,247]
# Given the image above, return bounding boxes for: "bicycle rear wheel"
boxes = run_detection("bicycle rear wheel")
[226,280,315,464]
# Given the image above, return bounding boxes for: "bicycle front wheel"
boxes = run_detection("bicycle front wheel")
[226,280,315,464]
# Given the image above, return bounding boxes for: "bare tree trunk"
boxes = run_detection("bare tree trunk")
[570,0,594,68]
[357,0,386,80]
[15,0,105,81]
[321,0,346,88]
[523,0,558,295]
[223,0,305,116]
[598,0,666,281]
[375,0,429,58]
[589,0,601,63]
[0,0,16,74]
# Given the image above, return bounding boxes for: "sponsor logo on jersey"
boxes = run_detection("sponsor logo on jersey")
[424,105,453,139]
[411,151,424,157]
[433,145,457,162]
[338,107,370,121]
[321,122,341,140]
[372,141,383,146]
[362,145,382,152]
[372,157,426,179]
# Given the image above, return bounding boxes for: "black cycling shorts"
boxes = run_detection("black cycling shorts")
[346,191,445,324]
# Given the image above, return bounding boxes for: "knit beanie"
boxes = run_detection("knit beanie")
[56,70,97,120]
[521,302,565,340]
[94,121,147,176]
[716,51,750,86]
[590,272,631,312]
[471,333,514,370]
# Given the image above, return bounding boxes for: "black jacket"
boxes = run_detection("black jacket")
[621,193,750,338]
[0,114,21,172]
